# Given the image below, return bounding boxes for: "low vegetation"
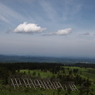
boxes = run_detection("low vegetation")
[0,62,95,95]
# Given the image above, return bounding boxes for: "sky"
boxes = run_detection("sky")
[0,0,95,58]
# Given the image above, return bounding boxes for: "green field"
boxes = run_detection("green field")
[20,69,54,78]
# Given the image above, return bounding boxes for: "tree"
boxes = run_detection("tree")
[32,72,36,76]
[28,70,30,75]
[69,70,72,75]
[79,87,85,95]
[57,87,61,95]
[38,73,41,78]
[67,87,71,94]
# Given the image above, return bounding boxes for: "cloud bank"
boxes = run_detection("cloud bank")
[82,33,90,36]
[13,22,46,34]
[80,32,95,36]
[47,28,72,36]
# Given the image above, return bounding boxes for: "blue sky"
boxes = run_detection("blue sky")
[0,0,95,57]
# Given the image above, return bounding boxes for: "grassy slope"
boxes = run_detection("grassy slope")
[0,66,95,95]
[19,67,95,95]
[65,66,95,81]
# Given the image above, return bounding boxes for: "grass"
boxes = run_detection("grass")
[0,86,80,95]
[20,69,54,78]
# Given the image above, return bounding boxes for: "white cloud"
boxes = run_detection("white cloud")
[13,22,46,34]
[47,28,72,36]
